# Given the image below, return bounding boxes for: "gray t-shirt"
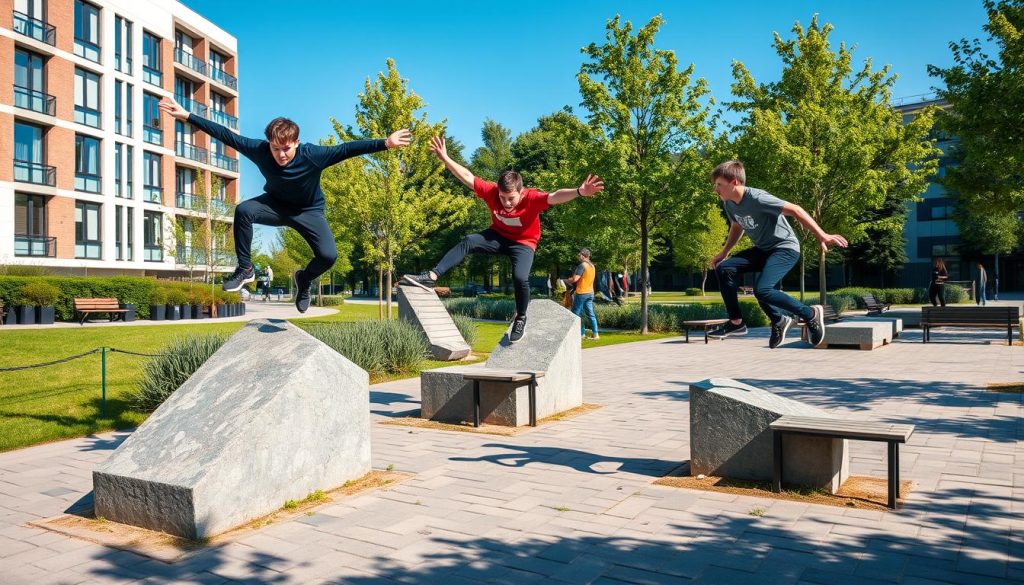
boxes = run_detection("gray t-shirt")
[723,187,800,252]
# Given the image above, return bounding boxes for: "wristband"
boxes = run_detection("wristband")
[576,187,582,197]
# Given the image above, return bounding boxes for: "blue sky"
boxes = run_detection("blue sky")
[180,0,993,251]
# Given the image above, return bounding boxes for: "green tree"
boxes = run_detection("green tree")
[730,15,940,303]
[323,59,471,317]
[576,15,715,332]
[844,192,909,287]
[670,202,730,295]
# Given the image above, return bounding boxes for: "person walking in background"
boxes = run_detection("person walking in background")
[976,261,987,306]
[929,258,948,307]
[565,248,600,339]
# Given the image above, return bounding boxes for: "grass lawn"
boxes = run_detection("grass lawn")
[0,302,685,452]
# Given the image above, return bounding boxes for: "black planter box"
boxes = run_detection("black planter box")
[36,306,55,325]
[179,303,191,320]
[240,302,246,315]
[166,304,181,320]
[120,303,136,322]
[17,306,36,324]
[3,310,16,325]
[191,305,204,319]
[150,304,165,321]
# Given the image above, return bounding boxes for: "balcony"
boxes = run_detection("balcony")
[174,47,206,76]
[175,95,208,118]
[143,185,163,203]
[74,36,101,63]
[209,109,238,130]
[212,198,232,215]
[144,125,163,145]
[176,142,208,164]
[14,160,56,186]
[209,67,237,91]
[13,11,55,46]
[75,172,101,193]
[142,65,162,87]
[176,192,199,209]
[175,245,207,264]
[144,246,163,262]
[14,85,56,116]
[212,250,237,267]
[211,152,238,173]
[15,234,56,257]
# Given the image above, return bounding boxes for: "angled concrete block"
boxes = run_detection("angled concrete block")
[397,286,470,361]
[822,320,892,350]
[93,319,370,539]
[689,378,848,493]
[419,300,582,426]
[848,316,903,338]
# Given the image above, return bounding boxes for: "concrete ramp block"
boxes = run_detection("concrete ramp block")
[823,321,892,349]
[93,319,370,539]
[397,286,470,361]
[689,378,848,493]
[420,300,582,426]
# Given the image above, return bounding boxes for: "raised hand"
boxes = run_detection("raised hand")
[578,174,605,197]
[158,96,188,120]
[820,233,849,253]
[385,128,412,149]
[429,136,449,160]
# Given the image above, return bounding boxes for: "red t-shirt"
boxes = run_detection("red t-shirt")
[473,176,550,249]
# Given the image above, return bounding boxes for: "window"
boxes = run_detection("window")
[114,81,133,136]
[126,145,134,197]
[176,167,194,208]
[209,49,226,73]
[115,205,123,260]
[114,16,132,73]
[115,143,134,198]
[74,67,101,128]
[74,134,101,192]
[143,211,163,261]
[127,207,134,260]
[209,91,236,128]
[917,198,956,222]
[75,201,101,259]
[143,92,161,144]
[142,31,162,86]
[143,151,162,202]
[74,0,100,62]
[15,193,50,257]
[14,49,52,116]
[14,0,55,45]
[14,122,51,185]
[208,49,236,89]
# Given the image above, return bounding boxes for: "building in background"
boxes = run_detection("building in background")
[1,0,241,277]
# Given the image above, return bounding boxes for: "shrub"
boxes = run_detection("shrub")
[131,333,229,412]
[303,320,428,376]
[166,287,188,305]
[150,287,168,304]
[443,298,516,321]
[825,292,859,314]
[943,284,969,304]
[321,295,346,307]
[0,275,158,320]
[451,313,478,346]
[19,281,59,306]
[685,288,703,296]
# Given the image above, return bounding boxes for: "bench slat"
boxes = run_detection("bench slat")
[463,369,546,382]
[771,415,914,442]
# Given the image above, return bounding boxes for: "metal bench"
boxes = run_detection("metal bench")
[73,298,128,325]
[920,306,1019,344]
[862,293,891,315]
[462,369,546,427]
[682,319,729,344]
[770,415,914,509]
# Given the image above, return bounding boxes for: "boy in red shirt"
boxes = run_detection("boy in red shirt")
[402,136,604,343]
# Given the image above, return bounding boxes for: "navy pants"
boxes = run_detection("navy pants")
[715,247,814,325]
[434,229,534,317]
[233,194,337,280]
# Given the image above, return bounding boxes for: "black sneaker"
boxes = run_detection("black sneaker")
[769,315,793,349]
[401,272,436,291]
[508,315,527,344]
[708,321,748,339]
[222,266,255,292]
[294,269,312,313]
[806,304,826,348]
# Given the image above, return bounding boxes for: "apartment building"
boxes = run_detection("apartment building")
[0,0,241,276]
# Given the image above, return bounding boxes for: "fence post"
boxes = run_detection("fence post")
[101,346,107,417]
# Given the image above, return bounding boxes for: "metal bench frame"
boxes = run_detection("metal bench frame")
[462,370,546,428]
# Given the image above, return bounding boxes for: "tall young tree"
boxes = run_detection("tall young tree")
[323,59,470,317]
[730,16,940,303]
[670,202,733,295]
[576,15,714,333]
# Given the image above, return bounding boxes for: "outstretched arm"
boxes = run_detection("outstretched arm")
[311,128,412,168]
[782,203,849,253]
[547,175,604,205]
[159,96,263,159]
[429,136,474,189]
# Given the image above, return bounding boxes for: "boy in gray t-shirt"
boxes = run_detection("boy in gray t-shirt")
[707,160,848,348]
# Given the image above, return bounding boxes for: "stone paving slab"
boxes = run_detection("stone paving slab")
[0,326,1021,583]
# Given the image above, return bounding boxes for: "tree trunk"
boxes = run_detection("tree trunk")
[377,267,384,319]
[701,269,708,296]
[818,248,827,306]
[640,219,650,334]
[386,268,393,319]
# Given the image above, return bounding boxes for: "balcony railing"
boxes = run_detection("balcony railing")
[176,142,208,164]
[75,172,101,193]
[175,95,208,118]
[142,65,162,87]
[209,67,237,91]
[15,234,56,257]
[143,185,163,203]
[115,54,132,75]
[74,36,101,63]
[175,245,207,264]
[176,192,198,209]
[212,198,232,215]
[13,11,56,46]
[174,47,206,75]
[14,160,56,186]
[14,85,56,116]
[209,109,238,130]
[144,125,163,145]
[144,246,163,262]
[211,152,238,173]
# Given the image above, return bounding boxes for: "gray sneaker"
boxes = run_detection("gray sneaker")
[222,266,255,292]
[294,269,312,313]
[806,305,826,347]
[769,315,793,349]
[708,321,748,339]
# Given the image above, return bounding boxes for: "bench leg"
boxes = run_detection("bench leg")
[887,441,898,509]
[473,380,481,428]
[529,378,537,427]
[704,327,709,344]
[685,328,689,343]
[772,431,783,493]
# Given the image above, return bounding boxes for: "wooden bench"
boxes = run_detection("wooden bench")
[682,319,729,344]
[862,293,891,315]
[770,415,915,509]
[74,298,128,325]
[921,306,1020,344]
[462,369,546,427]
[799,305,841,341]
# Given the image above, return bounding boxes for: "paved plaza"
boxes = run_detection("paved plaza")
[0,324,1021,584]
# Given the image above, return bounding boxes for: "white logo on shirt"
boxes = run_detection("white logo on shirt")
[734,214,758,230]
[494,211,523,227]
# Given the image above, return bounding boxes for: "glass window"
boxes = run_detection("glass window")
[142,31,162,85]
[114,142,122,196]
[74,67,101,128]
[143,92,162,144]
[74,134,101,192]
[73,0,100,62]
[114,16,133,73]
[144,151,162,202]
[14,49,44,91]
[127,207,134,260]
[15,193,47,236]
[75,201,101,259]
[14,122,44,162]
[144,211,162,261]
[115,205,123,260]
